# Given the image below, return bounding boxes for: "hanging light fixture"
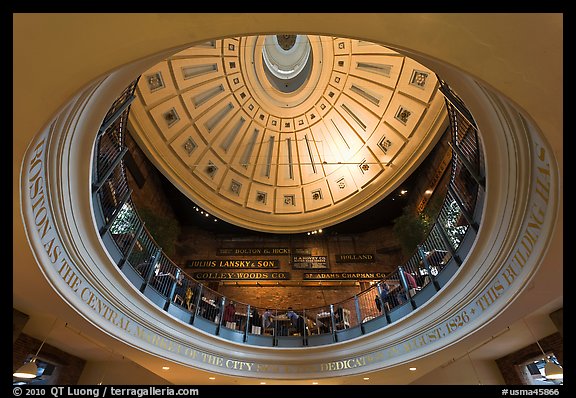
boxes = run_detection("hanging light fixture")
[523,318,563,380]
[543,360,564,380]
[13,318,58,379]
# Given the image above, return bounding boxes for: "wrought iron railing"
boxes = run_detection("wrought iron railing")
[91,77,484,347]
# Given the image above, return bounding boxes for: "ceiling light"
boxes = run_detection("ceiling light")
[409,367,417,371]
[13,318,58,379]
[544,360,564,380]
[162,366,170,370]
[363,377,370,380]
[523,318,563,380]
[209,377,216,380]
[400,190,408,195]
[13,361,39,379]
[260,382,266,385]
[312,381,318,385]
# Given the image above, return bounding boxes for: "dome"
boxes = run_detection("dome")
[129,35,447,233]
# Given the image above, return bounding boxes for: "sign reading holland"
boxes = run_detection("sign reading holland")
[335,254,375,263]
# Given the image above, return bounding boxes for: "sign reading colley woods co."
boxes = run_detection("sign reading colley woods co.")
[335,254,375,263]
[186,259,279,268]
[193,271,290,280]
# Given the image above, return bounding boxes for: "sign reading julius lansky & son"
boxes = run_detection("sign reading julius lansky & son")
[186,260,280,268]
[335,254,375,263]
[303,272,386,280]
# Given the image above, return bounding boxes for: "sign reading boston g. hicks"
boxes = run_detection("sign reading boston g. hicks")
[335,254,375,263]
[217,248,290,255]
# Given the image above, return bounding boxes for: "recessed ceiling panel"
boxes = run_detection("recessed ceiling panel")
[128,35,447,233]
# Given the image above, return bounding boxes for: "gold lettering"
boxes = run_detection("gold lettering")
[108,310,119,327]
[534,175,550,204]
[120,317,131,332]
[135,325,147,339]
[501,265,518,286]
[43,238,57,263]
[27,139,45,183]
[511,248,528,270]
[57,259,82,292]
[35,206,52,240]
[493,278,505,295]
[183,347,198,359]
[475,283,502,311]
[30,187,45,214]
[537,146,546,162]
[386,346,400,358]
[202,353,224,367]
[528,205,545,230]
[86,290,98,309]
[427,327,442,342]
[29,174,43,201]
[403,341,415,353]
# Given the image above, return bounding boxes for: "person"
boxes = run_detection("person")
[223,300,236,328]
[250,307,261,327]
[184,286,193,310]
[397,272,419,304]
[335,306,344,320]
[286,307,299,327]
[249,307,261,334]
[403,271,418,289]
[262,308,274,329]
[172,274,186,306]
[382,282,390,303]
[334,306,347,329]
[378,282,391,312]
[375,295,382,312]
[286,307,304,335]
[135,259,151,276]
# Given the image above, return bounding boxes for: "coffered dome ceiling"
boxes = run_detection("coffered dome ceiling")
[128,35,448,233]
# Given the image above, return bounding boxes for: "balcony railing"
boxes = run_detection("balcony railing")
[91,77,485,347]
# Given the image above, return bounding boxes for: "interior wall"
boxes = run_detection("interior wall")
[411,355,505,385]
[121,124,455,310]
[495,332,563,385]
[13,333,86,385]
[78,360,171,385]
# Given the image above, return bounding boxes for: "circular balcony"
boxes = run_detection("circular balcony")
[18,29,558,381]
